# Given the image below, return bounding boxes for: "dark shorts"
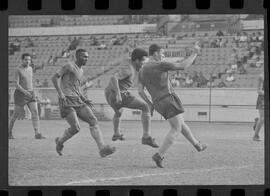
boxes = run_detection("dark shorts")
[153,93,184,120]
[14,89,36,107]
[59,96,87,118]
[105,89,136,111]
[256,95,264,110]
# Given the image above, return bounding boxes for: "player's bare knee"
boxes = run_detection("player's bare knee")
[141,103,150,113]
[89,117,98,127]
[114,111,122,118]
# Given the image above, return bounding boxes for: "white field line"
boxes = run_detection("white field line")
[66,164,263,185]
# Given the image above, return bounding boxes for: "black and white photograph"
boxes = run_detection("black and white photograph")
[8,14,264,185]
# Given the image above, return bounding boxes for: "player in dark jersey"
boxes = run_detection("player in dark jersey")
[9,53,45,139]
[105,48,158,148]
[51,49,116,157]
[253,73,264,141]
[138,43,207,168]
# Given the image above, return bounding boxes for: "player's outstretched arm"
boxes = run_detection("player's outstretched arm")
[173,41,200,70]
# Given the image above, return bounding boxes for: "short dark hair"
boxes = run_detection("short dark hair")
[149,44,162,56]
[76,49,87,56]
[131,48,148,62]
[21,53,31,60]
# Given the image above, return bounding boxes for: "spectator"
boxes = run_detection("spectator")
[231,63,238,72]
[255,56,263,68]
[207,76,215,88]
[42,79,49,87]
[13,38,21,50]
[197,72,208,87]
[257,32,264,41]
[61,49,70,58]
[31,49,36,59]
[47,55,54,66]
[185,74,193,87]
[192,71,199,83]
[251,32,258,42]
[35,79,41,88]
[171,77,180,87]
[217,77,227,88]
[175,71,182,81]
[98,41,107,50]
[239,32,248,42]
[25,37,34,48]
[225,70,235,82]
[216,30,224,36]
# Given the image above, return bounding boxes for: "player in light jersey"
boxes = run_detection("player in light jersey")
[253,72,264,141]
[52,49,116,157]
[105,48,158,148]
[9,53,45,139]
[138,43,207,168]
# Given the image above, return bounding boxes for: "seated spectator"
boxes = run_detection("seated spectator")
[175,71,182,81]
[216,30,224,36]
[61,49,70,58]
[47,56,54,66]
[42,79,49,87]
[251,32,258,42]
[31,49,36,59]
[207,76,215,88]
[25,37,34,48]
[231,63,238,72]
[225,70,235,82]
[255,56,263,68]
[217,78,227,88]
[10,39,21,53]
[35,79,42,88]
[197,71,208,87]
[98,42,107,50]
[219,38,227,48]
[257,32,264,41]
[238,65,247,74]
[239,32,248,42]
[192,71,199,83]
[185,74,193,87]
[171,78,180,88]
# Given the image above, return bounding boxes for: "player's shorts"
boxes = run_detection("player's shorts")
[105,88,136,111]
[256,95,264,110]
[14,89,37,107]
[153,93,184,120]
[59,96,87,118]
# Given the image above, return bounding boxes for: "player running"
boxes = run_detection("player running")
[52,49,116,157]
[9,53,45,140]
[105,48,158,148]
[253,72,264,141]
[138,43,207,168]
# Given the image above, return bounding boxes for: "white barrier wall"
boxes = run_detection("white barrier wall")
[9,88,259,123]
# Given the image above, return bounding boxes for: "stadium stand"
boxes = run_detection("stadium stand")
[9,15,264,89]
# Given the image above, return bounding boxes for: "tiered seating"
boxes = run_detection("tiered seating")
[9,34,130,87]
[9,15,126,28]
